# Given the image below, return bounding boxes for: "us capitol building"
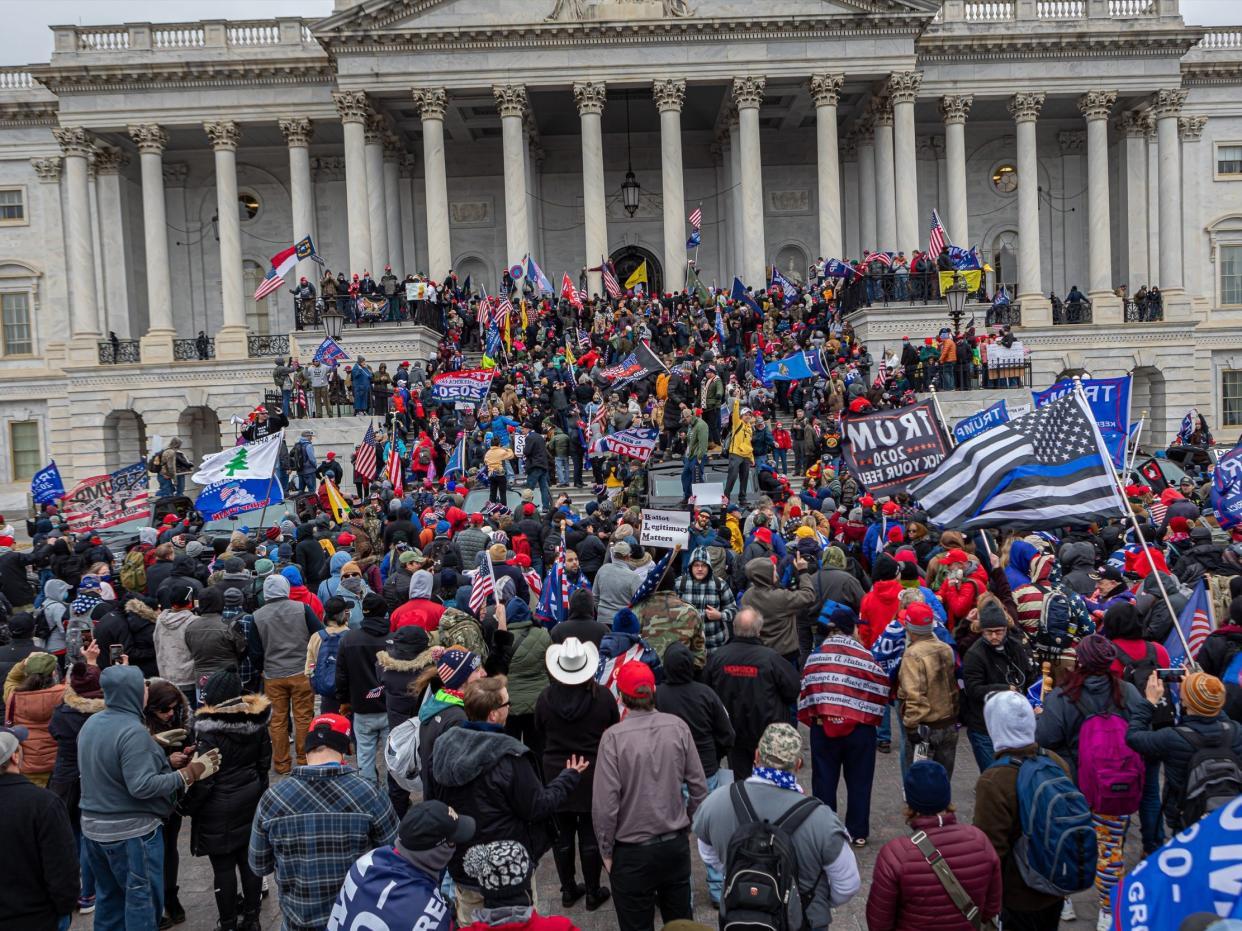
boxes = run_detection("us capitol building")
[0,0,1240,498]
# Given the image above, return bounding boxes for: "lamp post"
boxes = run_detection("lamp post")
[945,271,969,336]
[620,90,641,217]
[322,303,344,341]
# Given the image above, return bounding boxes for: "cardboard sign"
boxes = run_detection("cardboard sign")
[514,433,527,458]
[405,281,427,301]
[640,508,691,548]
[842,400,952,497]
[691,482,724,507]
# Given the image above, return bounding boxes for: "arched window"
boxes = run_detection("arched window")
[774,244,808,284]
[1208,215,1242,307]
[243,261,272,334]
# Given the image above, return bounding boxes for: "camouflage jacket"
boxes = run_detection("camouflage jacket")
[636,591,706,669]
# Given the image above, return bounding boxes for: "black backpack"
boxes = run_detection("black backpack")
[1117,643,1175,729]
[1035,589,1074,653]
[1177,722,1242,829]
[722,781,821,931]
[290,441,307,472]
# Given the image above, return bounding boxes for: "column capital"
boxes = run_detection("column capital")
[730,75,766,110]
[855,112,875,137]
[128,123,168,154]
[1118,109,1152,137]
[809,73,843,107]
[29,157,61,183]
[399,153,417,179]
[1179,115,1208,141]
[278,117,314,148]
[364,113,385,146]
[1078,89,1117,121]
[163,163,189,186]
[1151,88,1187,120]
[840,132,858,160]
[1008,91,1045,123]
[203,120,241,151]
[652,78,686,113]
[92,147,126,175]
[53,126,96,158]
[573,81,607,116]
[493,84,528,119]
[413,87,448,121]
[1058,129,1087,155]
[332,89,370,125]
[383,131,403,161]
[886,71,922,105]
[871,96,894,129]
[940,94,973,125]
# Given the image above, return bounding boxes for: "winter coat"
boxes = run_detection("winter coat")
[505,602,552,716]
[460,913,576,931]
[183,694,272,856]
[184,612,247,682]
[960,634,1038,733]
[739,559,818,658]
[866,813,1002,931]
[417,692,466,800]
[153,608,197,686]
[48,684,104,790]
[7,682,65,774]
[93,598,160,677]
[859,579,904,649]
[655,642,733,776]
[333,613,391,714]
[376,648,426,729]
[702,636,801,750]
[592,562,641,627]
[635,591,707,670]
[383,567,415,612]
[1058,541,1098,597]
[0,634,36,685]
[897,635,959,729]
[1198,625,1242,721]
[1035,674,1143,770]
[0,771,79,930]
[534,680,619,812]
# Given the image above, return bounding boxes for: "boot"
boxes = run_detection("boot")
[160,894,186,929]
[239,911,262,931]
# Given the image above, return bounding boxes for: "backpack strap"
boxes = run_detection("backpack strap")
[729,780,760,827]
[1178,725,1208,752]
[773,796,821,836]
[909,829,997,931]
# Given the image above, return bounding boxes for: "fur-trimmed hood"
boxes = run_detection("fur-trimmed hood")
[376,649,424,672]
[126,598,159,622]
[191,693,272,740]
[60,684,106,715]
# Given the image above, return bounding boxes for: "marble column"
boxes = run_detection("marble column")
[204,120,247,360]
[278,117,316,292]
[413,88,451,281]
[1146,125,1160,288]
[728,116,744,278]
[1009,92,1049,319]
[128,124,175,361]
[841,134,860,261]
[1079,90,1120,315]
[654,79,687,292]
[718,129,734,273]
[856,116,877,252]
[1153,89,1186,293]
[940,95,973,246]
[333,91,372,276]
[92,148,131,340]
[384,133,404,276]
[494,84,530,266]
[1180,115,1208,300]
[889,72,922,258]
[872,98,897,250]
[53,127,100,361]
[1119,111,1150,290]
[30,159,67,354]
[575,81,610,296]
[810,73,844,261]
[364,114,390,276]
[732,76,767,287]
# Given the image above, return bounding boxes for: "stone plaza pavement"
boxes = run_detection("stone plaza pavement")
[69,730,1134,931]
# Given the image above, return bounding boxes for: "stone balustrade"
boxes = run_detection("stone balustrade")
[51,18,315,57]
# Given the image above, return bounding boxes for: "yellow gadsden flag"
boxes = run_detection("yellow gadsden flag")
[319,478,351,525]
[624,260,648,290]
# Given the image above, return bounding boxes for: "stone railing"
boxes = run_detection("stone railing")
[248,334,290,358]
[964,1,1017,22]
[950,0,1164,23]
[1199,29,1242,51]
[0,68,35,89]
[53,19,317,56]
[97,339,141,364]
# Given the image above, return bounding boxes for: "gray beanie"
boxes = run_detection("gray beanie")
[262,574,291,600]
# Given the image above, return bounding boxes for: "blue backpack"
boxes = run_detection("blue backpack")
[993,750,1096,896]
[310,628,344,697]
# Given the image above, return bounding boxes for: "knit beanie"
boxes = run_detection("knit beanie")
[1075,633,1116,674]
[904,760,952,815]
[978,601,1009,630]
[69,661,102,698]
[437,647,481,690]
[872,553,899,582]
[985,690,1037,752]
[463,840,531,891]
[1182,672,1226,718]
[254,558,275,577]
[223,588,245,608]
[202,669,242,707]
[613,607,641,636]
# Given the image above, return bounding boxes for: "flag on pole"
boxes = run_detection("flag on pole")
[313,337,348,366]
[30,461,66,505]
[686,229,701,250]
[864,250,893,267]
[769,266,798,307]
[601,257,622,299]
[754,343,771,387]
[354,422,378,483]
[468,566,495,615]
[524,255,554,295]
[1176,408,1198,445]
[192,433,284,485]
[577,328,591,351]
[714,310,727,346]
[319,478,351,524]
[445,435,465,477]
[687,264,712,305]
[385,444,403,497]
[730,277,761,314]
[1164,577,1213,670]
[561,272,583,310]
[629,551,673,607]
[624,261,648,291]
[928,209,949,258]
[252,235,322,300]
[689,206,703,230]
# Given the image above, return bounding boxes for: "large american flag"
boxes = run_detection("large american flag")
[601,258,622,299]
[468,564,495,615]
[689,206,703,230]
[1164,577,1213,668]
[253,267,284,301]
[354,422,378,483]
[928,209,948,259]
[385,443,403,497]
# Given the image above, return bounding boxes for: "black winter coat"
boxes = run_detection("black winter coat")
[1197,626,1242,722]
[377,648,427,728]
[335,614,390,713]
[294,536,329,589]
[961,634,1039,733]
[0,634,37,684]
[0,549,36,607]
[523,432,551,472]
[183,694,272,856]
[534,680,619,811]
[0,772,79,930]
[702,636,800,749]
[656,642,734,776]
[576,535,607,582]
[92,598,160,677]
[144,559,177,598]
[383,568,415,612]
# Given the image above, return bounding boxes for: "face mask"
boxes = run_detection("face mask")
[341,576,364,595]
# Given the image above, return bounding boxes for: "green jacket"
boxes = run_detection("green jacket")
[549,429,570,457]
[506,622,553,715]
[685,416,709,459]
[703,377,724,410]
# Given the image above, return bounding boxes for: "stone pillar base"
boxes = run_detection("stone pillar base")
[1160,290,1193,322]
[1089,292,1123,323]
[1018,295,1052,327]
[215,326,249,361]
[139,330,176,364]
[66,334,102,365]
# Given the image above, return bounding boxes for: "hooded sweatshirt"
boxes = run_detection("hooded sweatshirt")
[504,597,552,716]
[282,566,324,621]
[655,642,734,776]
[253,575,323,679]
[316,551,352,604]
[389,570,445,632]
[153,608,197,687]
[39,579,72,655]
[1004,540,1037,593]
[77,665,184,841]
[334,612,391,714]
[859,579,904,649]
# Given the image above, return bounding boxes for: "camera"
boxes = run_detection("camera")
[1156,668,1185,683]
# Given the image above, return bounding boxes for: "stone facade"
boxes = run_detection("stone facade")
[1,0,1242,495]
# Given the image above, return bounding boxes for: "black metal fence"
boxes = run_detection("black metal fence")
[986,303,1022,327]
[904,357,1033,392]
[1052,298,1093,325]
[173,337,214,360]
[97,339,140,364]
[248,334,290,358]
[1124,298,1164,322]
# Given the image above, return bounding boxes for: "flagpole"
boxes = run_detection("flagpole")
[928,385,956,448]
[254,450,280,535]
[1123,411,1146,479]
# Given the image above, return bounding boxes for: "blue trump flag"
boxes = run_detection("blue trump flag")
[313,337,348,366]
[764,351,816,382]
[195,477,284,522]
[769,266,798,307]
[1032,375,1131,466]
[730,277,761,314]
[714,309,727,346]
[822,258,855,280]
[754,344,771,387]
[1212,442,1242,530]
[953,400,1009,444]
[804,350,828,378]
[30,461,66,505]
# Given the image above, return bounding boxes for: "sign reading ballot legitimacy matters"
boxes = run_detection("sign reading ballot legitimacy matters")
[842,400,952,497]
[954,400,1009,444]
[640,509,691,549]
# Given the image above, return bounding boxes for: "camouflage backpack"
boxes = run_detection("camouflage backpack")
[433,607,489,662]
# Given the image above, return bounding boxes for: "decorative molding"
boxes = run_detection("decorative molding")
[128,123,168,155]
[940,94,973,125]
[311,156,346,181]
[449,199,494,227]
[917,29,1202,65]
[767,189,811,216]
[493,84,528,119]
[203,120,241,151]
[0,102,57,128]
[871,96,894,128]
[1077,89,1117,121]
[573,81,607,116]
[1058,130,1086,155]
[1151,88,1187,120]
[1118,110,1152,138]
[731,75,766,110]
[855,112,875,137]
[162,163,189,186]
[809,73,843,108]
[652,78,686,113]
[1179,115,1208,141]
[278,116,313,147]
[1008,92,1045,123]
[92,147,126,175]
[332,89,369,124]
[399,153,417,179]
[29,157,61,183]
[413,87,447,121]
[886,70,922,105]
[53,126,95,158]
[383,131,404,160]
[35,62,335,96]
[364,112,385,145]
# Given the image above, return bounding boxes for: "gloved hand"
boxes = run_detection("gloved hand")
[153,728,188,749]
[180,748,222,786]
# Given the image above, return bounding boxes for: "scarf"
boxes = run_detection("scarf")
[752,767,803,794]
[434,687,464,707]
[72,592,102,617]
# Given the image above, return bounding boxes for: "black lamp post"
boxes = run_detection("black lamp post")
[621,91,640,217]
[322,303,344,341]
[945,271,969,336]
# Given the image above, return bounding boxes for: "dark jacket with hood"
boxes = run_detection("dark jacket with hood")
[183,694,272,856]
[1035,674,1143,769]
[48,683,106,801]
[335,610,391,715]
[431,721,579,884]
[1058,541,1098,597]
[702,635,801,750]
[1138,570,1191,643]
[655,642,734,776]
[294,526,328,590]
[1174,531,1233,585]
[184,589,247,681]
[503,597,552,716]
[961,632,1039,733]
[144,557,177,599]
[92,597,160,677]
[534,680,619,811]
[1197,624,1242,722]
[383,565,415,612]
[377,640,428,728]
[0,769,79,930]
[0,624,37,684]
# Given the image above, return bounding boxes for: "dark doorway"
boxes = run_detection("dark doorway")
[609,244,663,296]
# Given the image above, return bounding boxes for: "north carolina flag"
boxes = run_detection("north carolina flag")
[254,235,320,300]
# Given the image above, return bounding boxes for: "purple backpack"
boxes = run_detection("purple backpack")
[1077,710,1145,815]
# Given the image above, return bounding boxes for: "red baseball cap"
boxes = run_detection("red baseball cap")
[617,661,656,699]
[337,532,355,546]
[306,713,352,754]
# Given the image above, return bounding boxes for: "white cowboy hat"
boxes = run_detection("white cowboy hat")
[544,636,600,686]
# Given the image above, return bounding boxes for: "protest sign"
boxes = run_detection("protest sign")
[691,482,724,507]
[63,462,151,531]
[514,433,527,458]
[640,508,691,548]
[431,369,494,404]
[405,281,427,302]
[592,427,659,463]
[842,400,952,497]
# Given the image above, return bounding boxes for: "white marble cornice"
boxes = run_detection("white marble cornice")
[917,27,1204,64]
[33,60,335,95]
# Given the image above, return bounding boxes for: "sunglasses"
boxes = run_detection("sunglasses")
[341,572,362,579]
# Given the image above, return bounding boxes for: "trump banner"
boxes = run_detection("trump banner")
[195,477,284,522]
[842,400,952,497]
[1212,442,1242,530]
[62,462,152,531]
[1033,375,1130,465]
[431,369,494,404]
[592,427,659,463]
[30,461,66,505]
[954,400,1009,444]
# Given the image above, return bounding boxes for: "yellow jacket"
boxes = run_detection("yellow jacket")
[726,396,753,462]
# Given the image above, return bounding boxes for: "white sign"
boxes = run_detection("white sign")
[1009,404,1031,418]
[513,433,528,458]
[691,482,724,507]
[640,508,691,549]
[405,281,427,302]
[987,342,1026,368]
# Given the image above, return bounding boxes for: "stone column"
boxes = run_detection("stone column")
[872,98,897,250]
[333,91,372,275]
[1180,116,1207,300]
[278,117,316,292]
[204,120,247,360]
[1079,90,1120,316]
[717,129,734,273]
[30,158,67,355]
[1153,89,1188,294]
[92,148,131,340]
[1008,92,1049,320]
[728,115,744,277]
[889,72,922,257]
[364,114,390,276]
[384,133,405,276]
[575,81,610,296]
[810,73,844,261]
[1146,126,1160,289]
[494,84,530,266]
[732,75,767,287]
[53,128,100,361]
[654,79,687,292]
[940,95,973,246]
[1119,111,1150,290]
[128,124,175,361]
[841,134,860,261]
[856,116,877,252]
[414,88,451,281]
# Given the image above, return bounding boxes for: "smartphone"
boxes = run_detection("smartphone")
[1156,668,1186,682]
[109,644,124,664]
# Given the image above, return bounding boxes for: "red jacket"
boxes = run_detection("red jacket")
[866,813,1002,931]
[389,598,445,633]
[937,567,988,626]
[859,579,904,648]
[287,584,324,621]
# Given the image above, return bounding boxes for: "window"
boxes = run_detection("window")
[1224,371,1242,427]
[1,291,31,355]
[992,164,1018,194]
[238,192,259,220]
[1218,144,1242,178]
[0,187,25,225]
[1223,245,1242,306]
[243,261,271,335]
[9,420,40,482]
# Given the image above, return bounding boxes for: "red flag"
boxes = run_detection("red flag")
[561,272,583,310]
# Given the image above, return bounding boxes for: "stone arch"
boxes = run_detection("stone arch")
[1130,365,1167,447]
[772,241,811,284]
[609,244,662,296]
[1053,350,1089,379]
[453,253,492,294]
[102,410,148,474]
[178,406,224,467]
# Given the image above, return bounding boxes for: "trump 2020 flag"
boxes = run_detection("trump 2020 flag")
[192,433,284,486]
[730,277,761,314]
[592,427,659,463]
[313,337,348,366]
[195,477,283,521]
[30,461,66,505]
[1212,442,1242,530]
[822,259,855,280]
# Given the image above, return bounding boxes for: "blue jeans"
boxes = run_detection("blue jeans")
[685,769,726,905]
[157,476,175,497]
[967,729,995,772]
[555,456,571,486]
[527,466,551,511]
[774,449,787,474]
[680,456,697,500]
[353,711,389,785]
[83,828,164,931]
[810,723,877,841]
[941,365,956,390]
[877,704,891,744]
[282,388,292,417]
[75,828,96,899]
[1140,760,1165,853]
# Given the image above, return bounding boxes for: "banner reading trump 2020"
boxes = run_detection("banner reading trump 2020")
[842,400,951,497]
[1212,442,1242,530]
[431,369,494,404]
[62,462,151,531]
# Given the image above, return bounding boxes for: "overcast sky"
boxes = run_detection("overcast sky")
[0,0,1235,66]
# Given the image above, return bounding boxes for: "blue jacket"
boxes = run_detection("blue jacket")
[326,846,450,931]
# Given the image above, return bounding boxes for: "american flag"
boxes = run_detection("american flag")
[253,267,284,301]
[928,209,948,259]
[577,328,591,351]
[629,551,673,607]
[354,422,378,483]
[385,442,403,497]
[468,566,495,615]
[576,285,589,306]
[1164,577,1213,668]
[866,250,893,267]
[601,257,622,299]
[524,567,542,598]
[689,206,702,230]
